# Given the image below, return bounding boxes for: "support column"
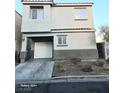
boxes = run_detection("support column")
[20,35,27,63]
[31,39,34,59]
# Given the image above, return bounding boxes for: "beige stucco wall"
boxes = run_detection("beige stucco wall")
[15,11,22,52]
[51,6,94,29]
[54,32,96,50]
[21,4,94,32]
[23,32,97,50]
[21,5,51,32]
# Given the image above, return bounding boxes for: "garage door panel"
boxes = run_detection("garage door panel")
[34,42,52,58]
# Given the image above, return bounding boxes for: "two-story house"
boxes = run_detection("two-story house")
[20,0,98,63]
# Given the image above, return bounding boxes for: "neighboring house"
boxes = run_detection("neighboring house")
[104,42,109,60]
[15,11,22,63]
[96,35,109,60]
[96,35,105,43]
[20,0,98,63]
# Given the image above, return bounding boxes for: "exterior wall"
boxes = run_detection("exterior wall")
[23,32,98,60]
[21,5,51,32]
[21,4,94,33]
[54,49,98,59]
[20,35,27,63]
[15,11,22,52]
[51,6,94,29]
[54,32,96,50]
[53,32,98,59]
[24,32,97,50]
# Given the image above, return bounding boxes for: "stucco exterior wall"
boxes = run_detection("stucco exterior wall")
[53,32,98,59]
[21,5,51,32]
[22,32,98,60]
[23,32,97,50]
[54,32,96,50]
[51,6,94,29]
[21,4,94,32]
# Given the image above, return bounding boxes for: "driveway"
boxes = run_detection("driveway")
[15,59,54,81]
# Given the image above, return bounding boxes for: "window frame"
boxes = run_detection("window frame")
[30,6,44,20]
[57,35,68,47]
[74,8,87,20]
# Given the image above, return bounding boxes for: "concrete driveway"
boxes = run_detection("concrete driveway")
[15,59,54,81]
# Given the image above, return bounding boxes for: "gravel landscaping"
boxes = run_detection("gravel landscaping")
[52,59,109,77]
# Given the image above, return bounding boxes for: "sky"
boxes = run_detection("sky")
[15,0,109,33]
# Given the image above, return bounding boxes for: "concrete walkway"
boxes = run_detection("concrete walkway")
[15,59,54,81]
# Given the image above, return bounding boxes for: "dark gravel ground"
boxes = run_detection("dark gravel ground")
[52,59,109,77]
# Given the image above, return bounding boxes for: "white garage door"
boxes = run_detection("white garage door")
[34,42,52,58]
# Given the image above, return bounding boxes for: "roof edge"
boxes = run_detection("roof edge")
[21,1,93,6]
[15,11,22,17]
[52,3,93,7]
[53,2,94,5]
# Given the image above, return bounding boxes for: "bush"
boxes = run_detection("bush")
[102,65,109,72]
[72,58,81,65]
[96,61,105,67]
[57,61,66,72]
[81,64,93,72]
[106,59,109,63]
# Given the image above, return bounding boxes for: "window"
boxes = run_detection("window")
[57,35,67,46]
[30,6,44,20]
[75,9,86,19]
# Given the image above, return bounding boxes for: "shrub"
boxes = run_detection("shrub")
[81,64,93,72]
[57,61,66,72]
[102,65,109,72]
[106,59,109,63]
[96,61,105,67]
[72,58,81,65]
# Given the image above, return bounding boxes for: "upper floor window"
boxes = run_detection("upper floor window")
[75,9,86,20]
[30,6,44,20]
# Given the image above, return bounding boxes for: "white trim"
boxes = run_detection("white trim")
[51,30,95,32]
[22,2,93,6]
[22,30,95,33]
[54,3,93,6]
[22,31,95,38]
[22,2,53,4]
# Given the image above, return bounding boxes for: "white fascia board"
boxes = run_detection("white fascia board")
[51,30,95,33]
[54,3,93,6]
